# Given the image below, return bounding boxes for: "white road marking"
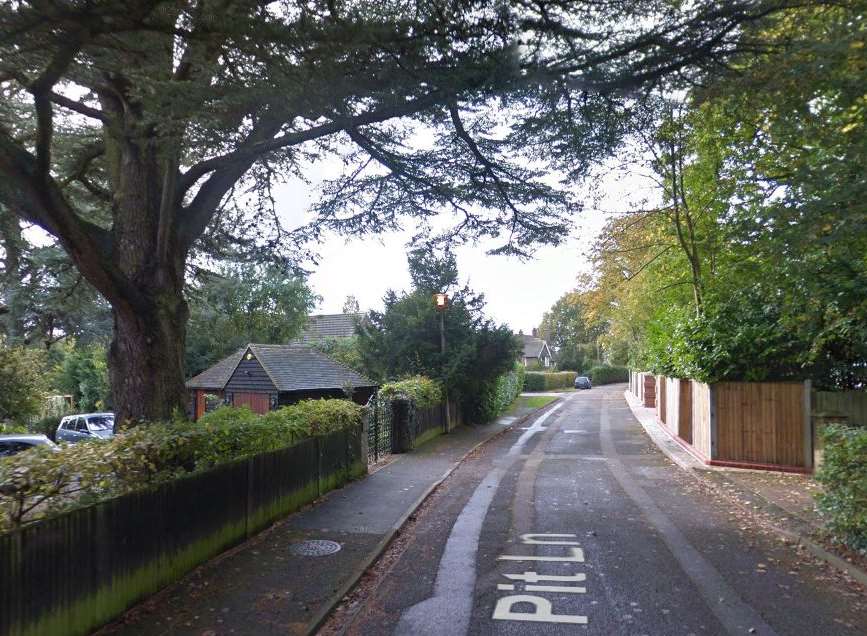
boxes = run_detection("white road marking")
[520,533,580,545]
[498,547,585,563]
[395,402,564,636]
[526,584,586,594]
[504,571,586,583]
[497,584,515,591]
[493,596,588,624]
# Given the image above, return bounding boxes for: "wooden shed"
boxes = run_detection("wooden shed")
[186,343,378,421]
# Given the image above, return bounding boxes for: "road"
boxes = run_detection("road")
[336,384,867,635]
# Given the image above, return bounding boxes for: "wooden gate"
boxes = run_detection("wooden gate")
[232,392,271,414]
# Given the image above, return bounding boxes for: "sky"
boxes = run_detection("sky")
[273,161,652,334]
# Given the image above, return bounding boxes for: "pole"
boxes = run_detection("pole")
[440,310,451,433]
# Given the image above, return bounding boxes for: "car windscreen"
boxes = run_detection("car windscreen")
[87,416,114,431]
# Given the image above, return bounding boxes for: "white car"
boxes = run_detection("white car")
[56,413,115,443]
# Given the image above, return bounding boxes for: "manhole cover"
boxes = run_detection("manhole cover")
[288,539,342,557]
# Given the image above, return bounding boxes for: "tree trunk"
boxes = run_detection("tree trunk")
[109,280,189,424]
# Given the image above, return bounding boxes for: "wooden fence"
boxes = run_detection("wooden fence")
[629,371,656,408]
[640,376,812,472]
[0,426,365,636]
[633,374,867,472]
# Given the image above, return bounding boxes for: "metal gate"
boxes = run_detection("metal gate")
[366,393,393,462]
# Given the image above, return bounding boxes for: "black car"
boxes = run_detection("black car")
[574,376,592,390]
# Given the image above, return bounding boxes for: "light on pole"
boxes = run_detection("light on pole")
[434,293,451,432]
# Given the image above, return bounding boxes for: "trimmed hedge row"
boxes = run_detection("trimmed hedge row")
[816,425,867,552]
[0,399,364,532]
[588,365,629,385]
[380,375,443,408]
[524,371,577,391]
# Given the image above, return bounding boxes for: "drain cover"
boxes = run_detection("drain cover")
[289,539,342,557]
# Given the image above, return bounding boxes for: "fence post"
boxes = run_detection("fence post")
[709,384,718,461]
[803,379,813,470]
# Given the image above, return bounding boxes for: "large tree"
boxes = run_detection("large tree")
[0,0,790,422]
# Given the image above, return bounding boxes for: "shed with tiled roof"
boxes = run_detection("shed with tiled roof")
[186,343,378,420]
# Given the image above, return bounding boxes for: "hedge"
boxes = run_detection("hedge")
[380,375,443,408]
[524,371,577,391]
[816,425,867,552]
[588,365,629,385]
[0,399,364,531]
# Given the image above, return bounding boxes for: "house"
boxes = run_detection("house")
[518,332,554,369]
[294,312,364,344]
[186,343,378,420]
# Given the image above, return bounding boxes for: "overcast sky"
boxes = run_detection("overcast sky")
[274,161,652,334]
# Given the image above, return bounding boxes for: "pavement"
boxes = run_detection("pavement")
[338,385,867,635]
[96,403,547,636]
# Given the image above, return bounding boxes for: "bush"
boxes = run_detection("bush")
[815,425,867,552]
[0,422,28,434]
[380,376,443,408]
[28,415,66,441]
[524,371,577,391]
[0,345,48,422]
[588,365,629,385]
[472,365,526,424]
[0,399,364,531]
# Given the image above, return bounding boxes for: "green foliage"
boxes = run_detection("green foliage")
[0,344,48,422]
[312,336,367,375]
[0,399,363,531]
[186,265,318,377]
[28,415,66,441]
[816,425,867,552]
[0,422,28,434]
[380,376,443,409]
[473,365,526,424]
[51,342,110,412]
[588,365,629,385]
[358,249,519,421]
[524,371,577,391]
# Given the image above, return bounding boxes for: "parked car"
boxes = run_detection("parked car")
[0,434,58,457]
[56,413,115,444]
[574,376,592,390]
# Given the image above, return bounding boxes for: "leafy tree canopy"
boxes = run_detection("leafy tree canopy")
[0,0,798,421]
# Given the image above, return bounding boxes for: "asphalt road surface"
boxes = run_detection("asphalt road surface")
[340,384,867,636]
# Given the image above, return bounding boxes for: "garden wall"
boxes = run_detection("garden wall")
[0,426,365,636]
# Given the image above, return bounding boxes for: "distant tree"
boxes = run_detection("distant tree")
[0,1,790,422]
[0,342,48,422]
[185,265,318,376]
[51,342,110,412]
[341,295,361,315]
[0,207,111,347]
[358,249,517,421]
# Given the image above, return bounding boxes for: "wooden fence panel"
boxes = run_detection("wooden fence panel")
[691,381,712,460]
[714,382,805,467]
[664,377,679,435]
[642,374,656,408]
[813,391,867,427]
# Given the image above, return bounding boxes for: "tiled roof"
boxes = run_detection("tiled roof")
[186,343,377,392]
[294,313,364,343]
[186,348,246,390]
[520,334,548,358]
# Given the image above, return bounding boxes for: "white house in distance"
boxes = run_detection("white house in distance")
[518,331,554,368]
